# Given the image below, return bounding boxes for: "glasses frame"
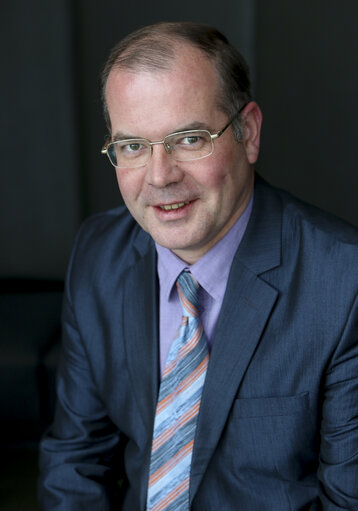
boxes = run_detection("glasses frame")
[101,103,247,169]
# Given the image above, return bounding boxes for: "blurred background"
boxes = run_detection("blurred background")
[1,0,358,508]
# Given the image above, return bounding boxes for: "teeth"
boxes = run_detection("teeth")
[160,201,189,211]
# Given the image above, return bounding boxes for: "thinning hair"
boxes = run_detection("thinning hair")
[101,21,252,141]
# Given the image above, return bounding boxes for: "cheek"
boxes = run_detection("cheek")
[192,154,226,188]
[209,145,250,191]
[195,156,234,195]
[115,170,144,203]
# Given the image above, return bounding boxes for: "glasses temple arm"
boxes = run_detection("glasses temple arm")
[212,102,248,139]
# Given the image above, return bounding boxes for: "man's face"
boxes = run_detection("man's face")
[105,45,260,263]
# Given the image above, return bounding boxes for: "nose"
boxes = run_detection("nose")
[145,143,184,188]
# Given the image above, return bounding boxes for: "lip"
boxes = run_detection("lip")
[158,201,190,211]
[152,199,196,220]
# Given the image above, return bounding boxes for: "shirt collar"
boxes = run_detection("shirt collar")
[156,193,253,302]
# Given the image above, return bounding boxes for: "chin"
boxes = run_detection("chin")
[153,238,184,250]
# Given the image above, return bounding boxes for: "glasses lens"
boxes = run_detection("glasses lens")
[107,139,150,168]
[165,130,213,162]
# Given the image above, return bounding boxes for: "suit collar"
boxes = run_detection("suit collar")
[235,174,282,275]
[122,233,159,430]
[129,172,281,276]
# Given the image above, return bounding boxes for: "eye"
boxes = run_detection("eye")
[122,142,145,153]
[179,135,202,145]
[173,133,208,151]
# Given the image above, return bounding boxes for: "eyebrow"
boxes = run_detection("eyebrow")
[111,121,214,142]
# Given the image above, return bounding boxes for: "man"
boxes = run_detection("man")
[38,22,358,509]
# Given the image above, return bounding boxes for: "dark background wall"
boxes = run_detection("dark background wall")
[1,0,358,280]
[256,1,358,228]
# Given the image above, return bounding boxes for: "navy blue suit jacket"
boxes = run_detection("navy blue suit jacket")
[39,176,358,509]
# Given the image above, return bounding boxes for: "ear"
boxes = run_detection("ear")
[241,102,262,164]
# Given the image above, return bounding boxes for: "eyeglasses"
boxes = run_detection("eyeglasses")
[101,105,246,169]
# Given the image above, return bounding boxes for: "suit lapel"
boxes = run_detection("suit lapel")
[190,176,283,501]
[121,235,159,433]
[190,264,279,499]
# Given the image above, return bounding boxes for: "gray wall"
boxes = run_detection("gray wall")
[256,0,358,226]
[1,1,81,279]
[1,0,358,280]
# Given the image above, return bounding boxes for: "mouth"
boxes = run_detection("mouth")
[158,201,190,211]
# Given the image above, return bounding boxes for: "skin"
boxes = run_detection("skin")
[105,44,262,264]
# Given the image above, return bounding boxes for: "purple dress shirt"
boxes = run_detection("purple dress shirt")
[155,194,253,374]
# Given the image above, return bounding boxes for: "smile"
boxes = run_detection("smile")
[159,201,189,211]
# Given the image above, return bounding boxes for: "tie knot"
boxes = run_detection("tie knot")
[176,271,200,317]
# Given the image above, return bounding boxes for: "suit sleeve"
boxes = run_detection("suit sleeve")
[38,245,124,510]
[318,293,358,509]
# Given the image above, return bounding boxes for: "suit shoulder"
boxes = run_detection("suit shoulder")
[76,205,141,249]
[275,185,358,248]
[253,179,358,308]
[67,206,152,286]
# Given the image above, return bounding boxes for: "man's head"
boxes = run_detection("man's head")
[102,22,262,263]
[101,22,252,142]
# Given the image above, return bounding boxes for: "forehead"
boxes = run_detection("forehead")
[105,45,223,134]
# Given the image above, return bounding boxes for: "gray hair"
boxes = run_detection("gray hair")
[101,22,252,141]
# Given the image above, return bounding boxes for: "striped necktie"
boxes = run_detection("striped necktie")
[146,271,209,511]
